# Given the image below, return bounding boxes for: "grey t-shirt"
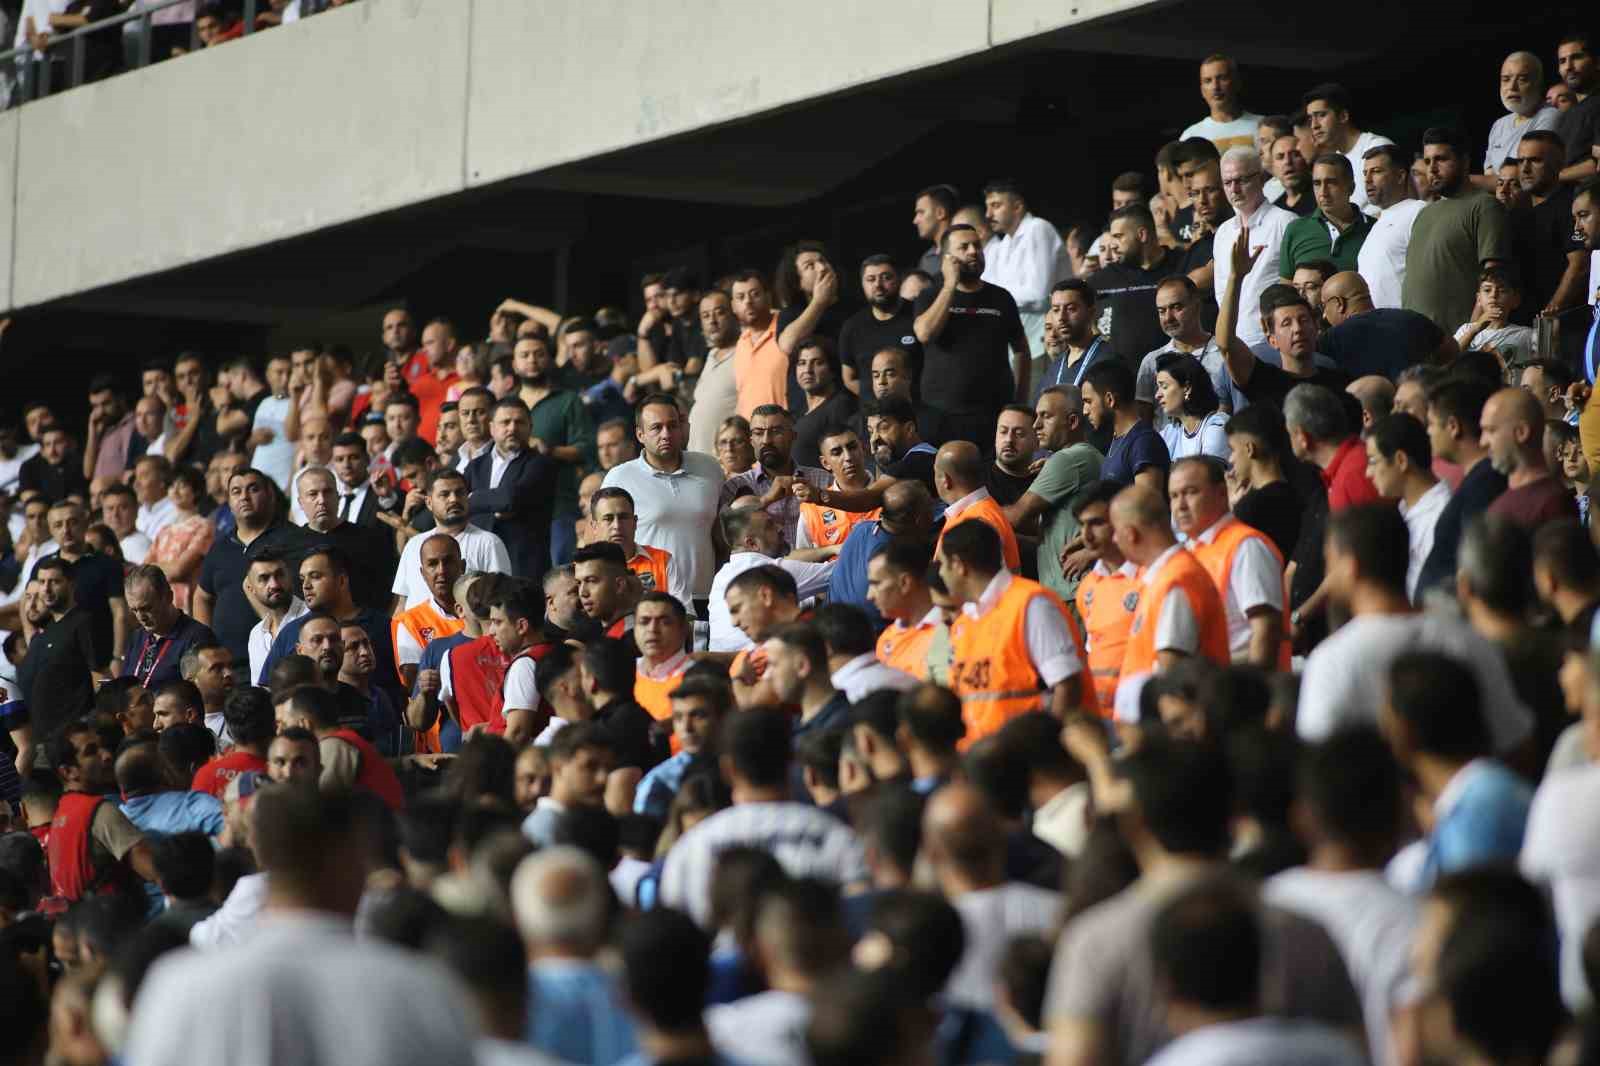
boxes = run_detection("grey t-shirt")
[1028,443,1103,602]
[1045,871,1363,1066]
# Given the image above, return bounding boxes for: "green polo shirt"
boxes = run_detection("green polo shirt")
[527,388,596,516]
[1279,207,1374,279]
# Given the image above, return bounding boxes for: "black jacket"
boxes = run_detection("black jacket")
[464,448,557,583]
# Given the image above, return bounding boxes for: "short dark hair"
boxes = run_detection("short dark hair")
[721,706,792,788]
[636,590,687,622]
[222,687,276,747]
[897,684,966,751]
[726,564,798,603]
[1460,515,1534,616]
[915,184,959,217]
[1083,360,1136,406]
[158,722,216,777]
[857,890,965,999]
[1362,142,1410,168]
[1534,517,1600,590]
[866,393,918,426]
[1367,412,1430,469]
[981,177,1024,200]
[1301,82,1353,114]
[533,643,579,696]
[1422,126,1470,158]
[997,712,1079,781]
[769,621,830,678]
[1174,136,1222,166]
[1050,278,1096,303]
[547,720,615,766]
[807,967,926,1066]
[572,541,627,573]
[1388,651,1491,759]
[1153,353,1219,416]
[150,831,216,900]
[1300,727,1402,858]
[812,602,876,659]
[870,538,933,578]
[796,728,844,790]
[941,223,978,251]
[1109,203,1157,235]
[580,638,635,696]
[1327,504,1410,594]
[1118,741,1232,857]
[1427,378,1495,440]
[1069,479,1124,520]
[287,684,342,729]
[1110,170,1144,194]
[1151,875,1262,1012]
[938,518,1004,575]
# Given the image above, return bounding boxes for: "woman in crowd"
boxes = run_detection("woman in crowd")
[1154,352,1229,462]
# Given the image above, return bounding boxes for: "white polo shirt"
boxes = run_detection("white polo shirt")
[1357,199,1427,310]
[392,523,511,607]
[1187,514,1284,661]
[602,452,725,599]
[1212,200,1298,346]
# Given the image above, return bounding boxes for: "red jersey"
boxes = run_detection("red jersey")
[191,750,268,799]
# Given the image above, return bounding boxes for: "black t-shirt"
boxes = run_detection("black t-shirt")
[17,608,98,741]
[666,317,707,367]
[986,465,1034,507]
[198,523,317,662]
[1557,94,1600,178]
[1319,309,1444,380]
[1274,191,1316,217]
[1086,246,1186,365]
[44,551,125,667]
[1239,360,1351,412]
[1234,480,1303,560]
[793,389,861,470]
[18,454,88,504]
[1513,188,1583,317]
[912,282,1026,417]
[302,520,397,613]
[838,303,925,392]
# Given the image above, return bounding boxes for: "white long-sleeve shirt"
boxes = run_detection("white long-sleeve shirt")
[982,213,1063,314]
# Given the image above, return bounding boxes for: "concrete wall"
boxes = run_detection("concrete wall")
[0,0,1162,313]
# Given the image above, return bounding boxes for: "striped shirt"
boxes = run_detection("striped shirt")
[660,801,868,927]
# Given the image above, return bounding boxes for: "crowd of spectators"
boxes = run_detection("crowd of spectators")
[1,31,1600,1066]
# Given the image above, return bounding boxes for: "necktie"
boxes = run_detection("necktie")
[339,494,354,520]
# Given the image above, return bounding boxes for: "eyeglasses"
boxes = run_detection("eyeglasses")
[1222,173,1262,189]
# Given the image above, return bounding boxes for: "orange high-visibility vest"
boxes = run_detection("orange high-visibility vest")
[949,575,1096,747]
[876,617,940,681]
[1188,517,1291,670]
[627,545,674,596]
[1120,548,1230,677]
[635,656,688,722]
[391,600,465,685]
[798,492,880,547]
[1075,565,1140,717]
[938,493,1022,572]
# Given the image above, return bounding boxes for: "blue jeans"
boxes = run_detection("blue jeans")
[551,512,579,567]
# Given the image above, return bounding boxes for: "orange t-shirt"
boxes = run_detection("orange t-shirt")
[735,317,787,420]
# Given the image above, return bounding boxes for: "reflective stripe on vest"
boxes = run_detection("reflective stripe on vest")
[1076,569,1139,718]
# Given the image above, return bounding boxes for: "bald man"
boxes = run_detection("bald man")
[923,782,1060,1012]
[934,441,1022,572]
[1111,484,1229,677]
[1318,271,1456,379]
[1481,387,1576,529]
[391,533,467,689]
[1346,375,1396,430]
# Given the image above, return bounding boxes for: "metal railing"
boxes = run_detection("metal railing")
[0,0,276,107]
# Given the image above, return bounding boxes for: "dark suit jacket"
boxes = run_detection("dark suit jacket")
[465,448,557,582]
[348,487,395,531]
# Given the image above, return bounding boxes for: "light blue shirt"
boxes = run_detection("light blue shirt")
[121,790,225,838]
[526,959,638,1066]
[634,752,696,820]
[1424,758,1532,885]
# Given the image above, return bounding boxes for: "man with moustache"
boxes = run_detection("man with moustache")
[839,254,923,398]
[791,338,859,470]
[989,406,1042,507]
[1477,51,1562,187]
[686,291,743,456]
[718,405,830,549]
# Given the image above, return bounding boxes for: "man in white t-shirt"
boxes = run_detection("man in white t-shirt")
[1212,147,1298,347]
[1302,83,1394,215]
[1296,504,1533,755]
[1264,730,1419,1066]
[0,422,39,499]
[1477,51,1562,183]
[390,468,510,610]
[1364,414,1448,601]
[101,484,151,566]
[1357,144,1428,309]
[660,708,866,927]
[249,355,297,491]
[923,782,1060,1013]
[1146,877,1367,1066]
[1179,54,1263,153]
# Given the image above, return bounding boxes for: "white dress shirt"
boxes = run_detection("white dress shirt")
[455,439,492,473]
[132,911,477,1066]
[1398,481,1451,600]
[1357,198,1427,310]
[248,598,309,685]
[137,496,179,539]
[829,652,918,703]
[119,531,152,565]
[1187,514,1284,660]
[489,445,520,489]
[981,212,1063,313]
[960,570,1082,688]
[707,551,835,652]
[1212,199,1298,346]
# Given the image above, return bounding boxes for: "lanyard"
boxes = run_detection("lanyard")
[1057,338,1102,387]
[134,632,176,688]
